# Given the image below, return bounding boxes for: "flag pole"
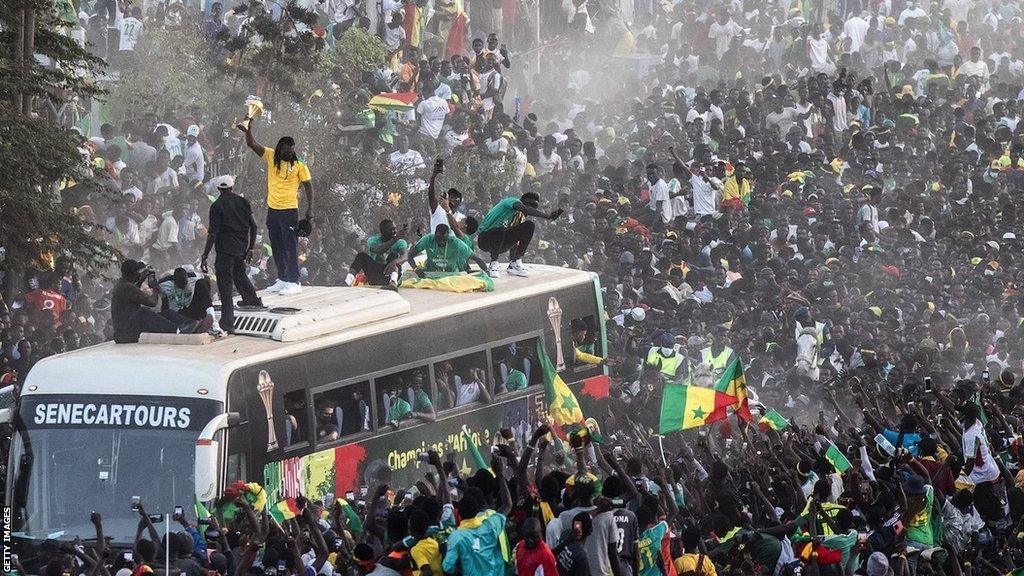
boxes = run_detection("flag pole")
[655,434,667,468]
[165,514,170,571]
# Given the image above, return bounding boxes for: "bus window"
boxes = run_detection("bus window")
[434,351,490,410]
[492,338,540,394]
[571,316,602,369]
[226,452,246,485]
[376,368,433,428]
[313,381,371,443]
[282,390,309,448]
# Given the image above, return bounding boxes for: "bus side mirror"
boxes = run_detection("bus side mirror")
[195,412,239,502]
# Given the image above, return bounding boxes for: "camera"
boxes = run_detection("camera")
[131,496,141,512]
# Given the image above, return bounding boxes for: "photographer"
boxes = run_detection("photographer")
[111,259,209,343]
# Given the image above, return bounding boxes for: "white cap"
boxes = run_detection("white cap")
[214,175,235,189]
[1003,232,1017,240]
[629,307,646,322]
[186,124,200,137]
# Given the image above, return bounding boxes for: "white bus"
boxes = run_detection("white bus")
[6,265,609,561]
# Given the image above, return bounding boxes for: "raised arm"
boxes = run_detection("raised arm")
[512,201,564,221]
[237,120,265,156]
[427,159,443,212]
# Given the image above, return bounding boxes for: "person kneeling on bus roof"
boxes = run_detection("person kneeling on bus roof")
[158,267,220,335]
[405,223,473,279]
[477,191,564,279]
[111,259,212,343]
[344,219,408,291]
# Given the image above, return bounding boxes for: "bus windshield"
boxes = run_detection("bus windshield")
[9,395,221,544]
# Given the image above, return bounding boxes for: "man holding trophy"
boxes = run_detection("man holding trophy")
[238,96,314,296]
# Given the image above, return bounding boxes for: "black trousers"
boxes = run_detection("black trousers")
[176,278,214,321]
[478,220,535,261]
[215,253,259,332]
[266,208,300,282]
[115,308,182,343]
[349,252,388,285]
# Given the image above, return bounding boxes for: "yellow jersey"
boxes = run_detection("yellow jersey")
[262,147,311,210]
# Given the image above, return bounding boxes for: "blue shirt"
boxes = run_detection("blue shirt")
[442,511,507,576]
[882,428,922,455]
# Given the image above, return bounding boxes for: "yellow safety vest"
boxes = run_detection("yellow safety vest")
[700,346,733,373]
[646,347,684,378]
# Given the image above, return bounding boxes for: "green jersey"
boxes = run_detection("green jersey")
[478,197,520,232]
[414,233,472,272]
[366,235,408,264]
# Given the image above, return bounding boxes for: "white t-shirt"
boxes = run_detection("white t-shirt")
[690,173,717,216]
[118,17,143,51]
[480,70,503,111]
[765,108,797,138]
[182,141,205,183]
[963,420,1000,484]
[808,36,831,72]
[444,129,469,152]
[484,136,509,156]
[429,204,464,236]
[152,211,179,251]
[416,96,449,139]
[536,150,563,176]
[389,149,425,174]
[708,19,742,59]
[827,92,848,132]
[843,16,868,52]
[453,375,483,406]
[648,178,672,224]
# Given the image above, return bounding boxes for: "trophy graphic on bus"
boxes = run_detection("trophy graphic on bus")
[547,297,565,371]
[237,95,264,132]
[257,370,279,452]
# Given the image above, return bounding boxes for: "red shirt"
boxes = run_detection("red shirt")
[515,540,558,576]
[22,288,68,326]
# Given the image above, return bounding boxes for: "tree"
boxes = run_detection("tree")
[0,0,118,292]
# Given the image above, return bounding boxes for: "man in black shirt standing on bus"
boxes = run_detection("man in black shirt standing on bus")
[201,176,263,334]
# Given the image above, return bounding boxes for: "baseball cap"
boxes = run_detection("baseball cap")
[186,124,200,137]
[215,175,235,190]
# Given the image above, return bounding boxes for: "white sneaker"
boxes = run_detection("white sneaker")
[278,282,302,295]
[266,279,289,293]
[507,263,530,277]
[487,262,502,278]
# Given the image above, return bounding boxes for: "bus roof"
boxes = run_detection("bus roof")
[23,265,596,402]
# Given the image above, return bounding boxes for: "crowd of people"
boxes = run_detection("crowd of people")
[7,0,1024,572]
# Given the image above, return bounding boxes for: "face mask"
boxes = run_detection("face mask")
[660,346,674,355]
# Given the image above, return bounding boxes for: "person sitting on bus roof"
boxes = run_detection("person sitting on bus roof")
[477,191,564,278]
[454,367,492,407]
[157,267,219,335]
[344,219,408,291]
[111,259,211,343]
[406,224,473,278]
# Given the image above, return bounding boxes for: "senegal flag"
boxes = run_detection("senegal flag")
[537,340,584,438]
[758,410,790,432]
[269,498,302,523]
[658,383,736,434]
[708,357,753,422]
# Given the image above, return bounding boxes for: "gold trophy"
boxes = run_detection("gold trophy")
[257,370,279,452]
[547,297,565,371]
[238,95,264,131]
